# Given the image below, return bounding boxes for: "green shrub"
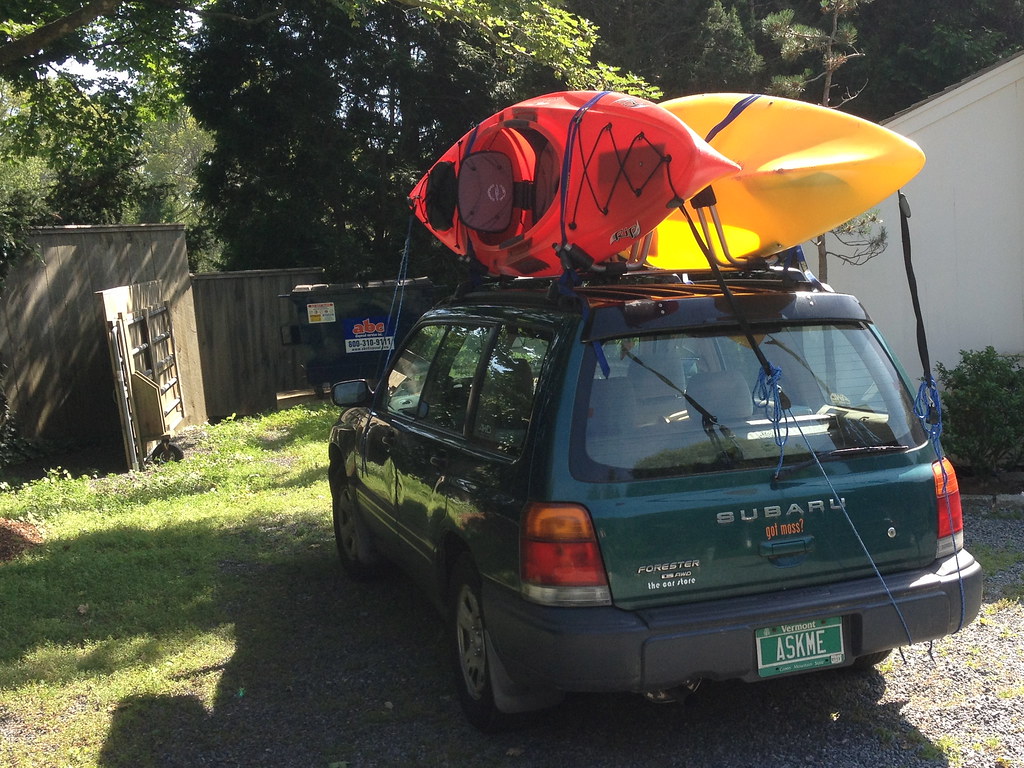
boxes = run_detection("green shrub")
[936,346,1024,473]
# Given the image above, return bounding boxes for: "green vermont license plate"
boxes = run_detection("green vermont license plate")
[756,617,845,677]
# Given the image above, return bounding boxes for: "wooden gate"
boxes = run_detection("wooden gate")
[99,281,186,469]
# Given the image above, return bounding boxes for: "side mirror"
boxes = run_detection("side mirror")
[331,380,372,408]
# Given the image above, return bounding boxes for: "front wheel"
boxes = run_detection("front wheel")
[331,482,379,579]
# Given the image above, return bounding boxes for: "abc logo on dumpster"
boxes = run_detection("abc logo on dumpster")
[345,316,393,353]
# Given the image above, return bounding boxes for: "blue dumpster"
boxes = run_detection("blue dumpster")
[287,278,436,392]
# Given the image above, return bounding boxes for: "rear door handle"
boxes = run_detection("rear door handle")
[760,535,815,559]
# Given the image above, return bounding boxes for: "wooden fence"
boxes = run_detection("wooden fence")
[191,268,324,419]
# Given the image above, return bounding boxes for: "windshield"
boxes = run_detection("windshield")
[573,323,927,481]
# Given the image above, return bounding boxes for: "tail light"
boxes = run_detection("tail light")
[933,458,964,558]
[521,503,611,606]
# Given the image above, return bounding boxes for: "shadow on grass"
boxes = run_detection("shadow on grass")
[92,535,951,766]
[1,501,956,766]
[96,535,455,768]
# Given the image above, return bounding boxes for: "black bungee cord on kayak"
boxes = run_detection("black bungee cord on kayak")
[554,91,614,378]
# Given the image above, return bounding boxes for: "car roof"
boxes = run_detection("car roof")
[432,268,871,338]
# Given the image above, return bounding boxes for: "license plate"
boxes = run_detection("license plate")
[756,617,845,677]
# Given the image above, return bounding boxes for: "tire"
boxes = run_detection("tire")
[853,649,893,668]
[148,441,184,463]
[331,482,379,579]
[448,554,508,732]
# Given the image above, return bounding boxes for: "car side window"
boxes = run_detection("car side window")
[385,324,445,416]
[418,325,491,432]
[471,325,551,454]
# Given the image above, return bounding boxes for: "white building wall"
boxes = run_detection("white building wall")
[823,53,1024,378]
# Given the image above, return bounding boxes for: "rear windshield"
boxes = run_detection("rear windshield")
[572,323,927,481]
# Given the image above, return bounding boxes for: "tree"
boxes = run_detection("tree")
[761,0,881,282]
[1,1,653,94]
[186,1,521,277]
[1,81,48,280]
[761,1,870,107]
[568,0,764,98]
[844,0,1024,122]
[820,208,886,267]
[2,0,655,281]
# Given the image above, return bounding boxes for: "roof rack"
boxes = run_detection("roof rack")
[444,264,824,309]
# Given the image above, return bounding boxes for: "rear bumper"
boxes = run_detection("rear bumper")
[483,550,983,692]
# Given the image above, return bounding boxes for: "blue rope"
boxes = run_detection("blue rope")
[779,243,827,291]
[377,216,413,382]
[704,94,761,143]
[915,378,968,631]
[914,376,943,453]
[754,364,788,475]
[788,415,917,650]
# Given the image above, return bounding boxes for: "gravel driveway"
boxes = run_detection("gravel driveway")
[97,497,1023,768]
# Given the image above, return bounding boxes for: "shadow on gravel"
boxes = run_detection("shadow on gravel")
[95,534,951,768]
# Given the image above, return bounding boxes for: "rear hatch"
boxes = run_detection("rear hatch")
[566,296,936,609]
[585,458,936,609]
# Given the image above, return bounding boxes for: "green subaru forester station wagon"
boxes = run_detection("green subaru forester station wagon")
[328,268,982,730]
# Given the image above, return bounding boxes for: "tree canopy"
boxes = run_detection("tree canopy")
[2,0,1023,281]
[184,0,534,277]
[1,0,654,277]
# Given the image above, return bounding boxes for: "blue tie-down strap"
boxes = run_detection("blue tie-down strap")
[557,269,610,378]
[914,376,943,454]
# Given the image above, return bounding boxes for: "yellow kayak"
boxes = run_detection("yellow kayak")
[642,93,926,270]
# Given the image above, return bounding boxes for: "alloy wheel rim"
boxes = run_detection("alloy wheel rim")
[455,585,487,699]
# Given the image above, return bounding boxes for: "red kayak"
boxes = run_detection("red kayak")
[409,91,739,277]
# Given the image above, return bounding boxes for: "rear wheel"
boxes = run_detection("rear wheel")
[331,482,379,579]
[448,555,507,731]
[853,649,893,668]
[446,553,563,730]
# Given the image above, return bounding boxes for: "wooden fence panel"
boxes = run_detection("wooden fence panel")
[191,268,324,419]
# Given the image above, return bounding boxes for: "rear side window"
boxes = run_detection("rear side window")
[574,323,926,481]
[471,326,551,454]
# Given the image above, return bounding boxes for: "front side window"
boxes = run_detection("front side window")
[575,323,926,481]
[384,320,551,452]
[385,323,445,417]
[385,323,490,431]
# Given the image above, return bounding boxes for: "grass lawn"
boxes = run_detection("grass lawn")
[0,405,347,767]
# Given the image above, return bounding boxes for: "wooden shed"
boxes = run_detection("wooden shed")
[0,225,207,455]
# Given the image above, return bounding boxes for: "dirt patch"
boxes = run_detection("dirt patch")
[0,518,43,564]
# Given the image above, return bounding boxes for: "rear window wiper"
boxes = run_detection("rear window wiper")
[773,444,909,483]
